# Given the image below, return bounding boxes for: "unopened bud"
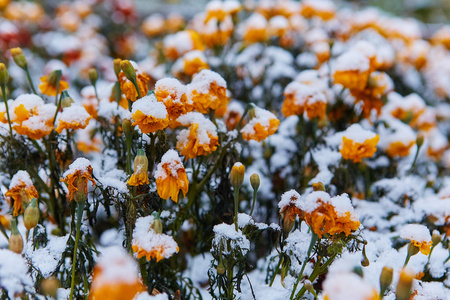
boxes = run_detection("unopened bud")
[10,47,28,69]
[41,277,60,298]
[416,134,424,149]
[60,91,74,108]
[431,230,441,246]
[396,269,414,300]
[361,244,370,267]
[216,260,225,275]
[250,173,260,191]
[47,70,62,86]
[134,149,149,173]
[304,280,315,294]
[312,182,325,192]
[120,60,136,82]
[150,212,163,234]
[407,242,420,257]
[248,106,256,120]
[122,117,135,137]
[9,219,23,254]
[113,58,122,78]
[379,266,393,297]
[0,63,9,85]
[24,198,39,230]
[88,68,98,86]
[230,162,245,189]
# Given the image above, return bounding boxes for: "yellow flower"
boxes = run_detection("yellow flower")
[241,107,280,142]
[340,124,379,163]
[299,192,361,238]
[400,224,433,255]
[131,95,169,134]
[60,158,96,202]
[55,105,91,133]
[333,50,370,91]
[242,13,267,44]
[38,74,69,97]
[155,78,194,123]
[187,69,228,114]
[182,50,209,76]
[127,149,149,186]
[132,215,179,262]
[155,149,188,202]
[163,30,204,61]
[5,171,38,216]
[300,0,336,21]
[176,112,219,159]
[386,141,415,157]
[89,247,145,300]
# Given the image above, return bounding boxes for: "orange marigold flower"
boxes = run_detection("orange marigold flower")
[60,158,96,202]
[55,105,91,133]
[299,191,361,237]
[182,50,209,76]
[241,107,280,142]
[430,25,450,49]
[278,190,302,234]
[131,94,169,134]
[155,149,189,202]
[242,13,267,44]
[132,215,179,262]
[163,30,205,61]
[118,61,150,102]
[340,124,379,163]
[176,112,219,159]
[38,75,69,97]
[386,141,415,158]
[200,16,234,48]
[300,0,336,21]
[400,224,433,255]
[141,13,165,37]
[224,101,244,131]
[333,50,370,91]
[379,119,416,158]
[187,69,228,114]
[5,171,38,216]
[81,86,98,118]
[155,78,194,123]
[127,149,149,186]
[89,247,145,300]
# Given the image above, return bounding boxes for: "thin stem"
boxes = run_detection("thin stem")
[69,201,85,300]
[126,136,132,175]
[53,92,63,125]
[233,188,239,231]
[25,67,38,94]
[1,85,13,136]
[269,256,283,287]
[404,252,412,267]
[132,79,141,99]
[250,189,257,216]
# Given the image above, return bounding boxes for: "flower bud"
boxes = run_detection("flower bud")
[361,244,370,267]
[379,266,393,297]
[24,198,39,230]
[230,162,245,189]
[88,68,98,86]
[122,117,135,138]
[396,269,414,300]
[407,242,420,257]
[216,260,225,275]
[304,280,315,295]
[416,134,424,149]
[113,58,122,78]
[120,60,136,83]
[47,70,62,87]
[0,63,9,85]
[9,219,23,254]
[248,106,256,120]
[10,47,28,70]
[150,212,163,234]
[250,173,260,192]
[60,91,74,108]
[312,182,325,192]
[431,230,441,246]
[41,277,60,298]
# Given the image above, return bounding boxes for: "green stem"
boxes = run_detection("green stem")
[69,201,85,300]
[1,85,13,136]
[250,189,257,216]
[408,146,421,174]
[126,136,132,175]
[269,256,283,287]
[404,252,412,267]
[233,188,239,231]
[53,92,63,125]
[132,79,141,99]
[25,67,37,94]
[290,232,319,299]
